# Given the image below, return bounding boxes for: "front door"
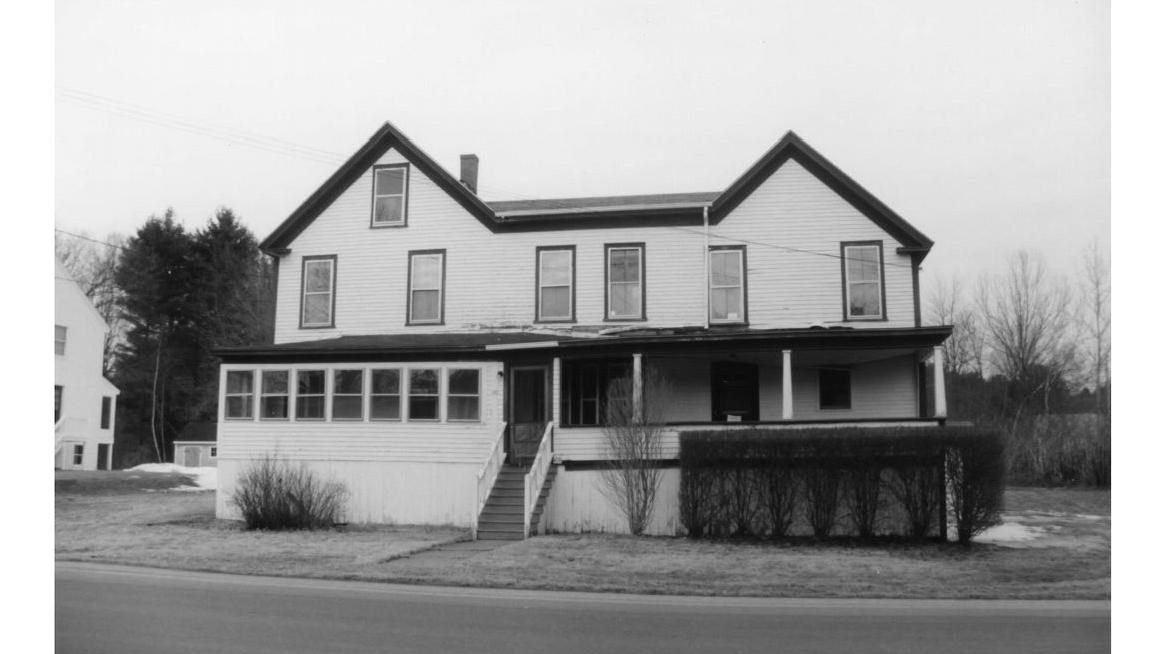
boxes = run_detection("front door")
[710,361,759,421]
[509,366,549,466]
[97,443,110,470]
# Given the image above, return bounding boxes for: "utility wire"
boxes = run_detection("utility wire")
[662,224,914,269]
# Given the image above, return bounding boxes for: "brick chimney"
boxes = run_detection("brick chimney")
[460,154,479,194]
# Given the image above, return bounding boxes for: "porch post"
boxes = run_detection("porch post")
[933,346,947,419]
[632,352,643,423]
[781,349,793,420]
[552,357,562,425]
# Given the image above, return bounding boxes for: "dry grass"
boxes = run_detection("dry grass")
[55,472,1109,598]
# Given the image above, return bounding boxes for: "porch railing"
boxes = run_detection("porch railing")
[523,421,555,536]
[475,421,507,537]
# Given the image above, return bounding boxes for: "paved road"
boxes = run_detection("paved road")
[56,562,1109,654]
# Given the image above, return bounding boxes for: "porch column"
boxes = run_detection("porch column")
[933,346,947,418]
[632,352,643,423]
[781,349,793,420]
[552,357,562,425]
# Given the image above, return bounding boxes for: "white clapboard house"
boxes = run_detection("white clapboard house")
[55,258,119,470]
[214,123,951,537]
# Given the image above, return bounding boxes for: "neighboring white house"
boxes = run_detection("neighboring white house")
[55,258,119,470]
[214,122,951,537]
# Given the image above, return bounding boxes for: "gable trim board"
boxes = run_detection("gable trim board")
[259,124,933,257]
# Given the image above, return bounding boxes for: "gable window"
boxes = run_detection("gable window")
[73,444,84,466]
[55,386,63,423]
[224,371,254,419]
[447,369,480,421]
[296,370,326,420]
[371,165,409,227]
[332,369,364,420]
[408,250,445,324]
[55,325,67,355]
[100,397,112,429]
[300,256,337,328]
[842,242,884,320]
[819,369,852,410]
[606,244,645,320]
[709,246,746,323]
[261,370,289,419]
[370,369,402,420]
[537,246,575,322]
[408,368,440,420]
[560,360,630,426]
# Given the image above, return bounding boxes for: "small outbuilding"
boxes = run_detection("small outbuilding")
[172,421,218,467]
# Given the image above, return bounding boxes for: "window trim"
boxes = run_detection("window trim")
[369,163,410,228]
[406,250,446,326]
[369,367,403,422]
[224,370,255,421]
[840,241,887,321]
[100,397,112,430]
[818,368,853,411]
[407,367,442,422]
[299,255,338,329]
[259,370,290,421]
[708,245,748,325]
[604,243,646,322]
[445,368,482,422]
[55,325,67,356]
[535,245,576,323]
[294,369,328,421]
[331,369,365,421]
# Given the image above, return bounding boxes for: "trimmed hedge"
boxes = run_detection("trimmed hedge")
[678,427,1005,544]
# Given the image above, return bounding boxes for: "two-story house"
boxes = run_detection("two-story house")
[56,257,119,470]
[214,122,951,537]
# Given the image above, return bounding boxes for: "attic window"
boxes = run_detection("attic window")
[372,165,409,227]
[842,242,884,320]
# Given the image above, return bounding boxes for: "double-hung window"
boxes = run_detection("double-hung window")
[842,242,884,320]
[73,444,84,466]
[819,369,852,410]
[332,369,364,420]
[408,368,440,420]
[224,371,254,419]
[100,397,112,429]
[261,370,289,419]
[408,250,445,324]
[55,386,63,423]
[55,325,67,355]
[446,369,480,421]
[371,164,409,227]
[301,256,337,328]
[606,244,644,320]
[370,369,402,420]
[296,370,326,420]
[537,247,574,322]
[709,246,746,323]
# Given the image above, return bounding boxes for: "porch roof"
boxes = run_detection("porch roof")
[214,326,951,363]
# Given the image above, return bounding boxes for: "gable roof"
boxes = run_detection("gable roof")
[260,124,933,255]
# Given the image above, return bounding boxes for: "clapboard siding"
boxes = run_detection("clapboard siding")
[274,152,917,343]
[543,468,681,535]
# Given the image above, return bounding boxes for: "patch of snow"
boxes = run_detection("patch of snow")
[976,522,1045,543]
[128,463,217,490]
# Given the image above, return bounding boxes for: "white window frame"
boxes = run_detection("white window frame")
[446,368,482,422]
[371,165,409,227]
[370,368,403,421]
[224,370,255,420]
[407,367,441,421]
[537,247,574,322]
[331,369,365,421]
[295,369,328,421]
[260,370,290,420]
[55,325,67,356]
[408,251,445,325]
[606,245,644,320]
[300,257,336,328]
[708,248,746,324]
[843,243,884,320]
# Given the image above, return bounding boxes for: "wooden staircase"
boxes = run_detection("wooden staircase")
[477,464,558,541]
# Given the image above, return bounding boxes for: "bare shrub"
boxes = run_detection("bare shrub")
[889,463,943,539]
[760,463,799,539]
[803,465,842,538]
[947,432,1006,544]
[232,455,349,530]
[600,371,670,536]
[845,465,882,538]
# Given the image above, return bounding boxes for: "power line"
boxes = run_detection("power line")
[54,228,127,251]
[662,224,914,269]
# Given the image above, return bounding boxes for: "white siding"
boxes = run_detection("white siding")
[542,468,681,536]
[273,152,917,344]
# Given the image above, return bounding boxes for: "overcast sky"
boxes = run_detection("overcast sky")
[54,0,1109,287]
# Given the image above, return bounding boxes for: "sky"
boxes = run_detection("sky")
[53,0,1109,288]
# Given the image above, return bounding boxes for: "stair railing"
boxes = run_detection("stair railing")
[475,421,507,537]
[523,421,555,536]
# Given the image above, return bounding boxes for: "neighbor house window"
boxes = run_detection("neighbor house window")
[300,256,337,328]
[224,371,254,419]
[709,246,746,323]
[606,244,644,320]
[100,397,112,429]
[842,242,884,320]
[537,246,574,322]
[73,444,84,466]
[408,368,440,420]
[295,370,326,420]
[210,446,218,458]
[560,360,630,426]
[408,250,445,324]
[55,386,63,423]
[371,164,409,226]
[55,325,67,355]
[819,369,852,410]
[370,369,402,420]
[447,369,481,421]
[332,369,364,420]
[260,370,289,419]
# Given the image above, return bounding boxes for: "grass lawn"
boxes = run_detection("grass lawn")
[56,472,1109,599]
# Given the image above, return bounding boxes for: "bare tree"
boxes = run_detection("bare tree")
[927,275,984,376]
[600,368,670,536]
[55,230,125,374]
[1078,240,1110,416]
